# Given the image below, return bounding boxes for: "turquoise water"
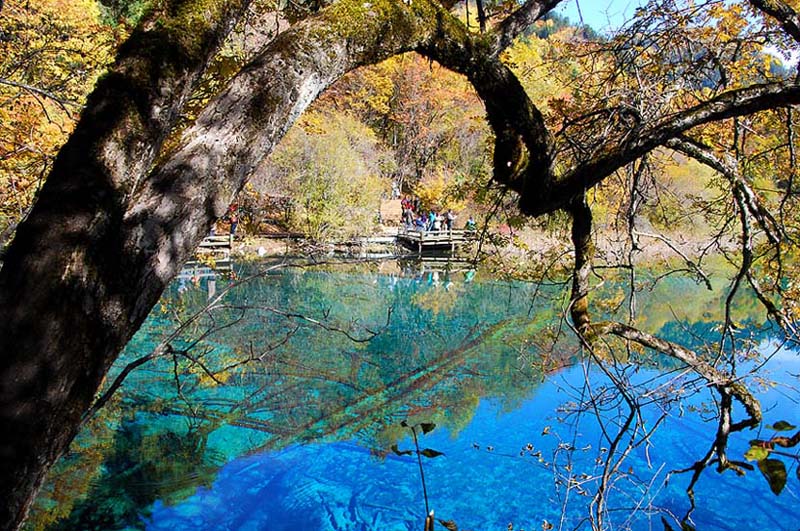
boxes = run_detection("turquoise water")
[143,364,800,531]
[31,260,800,531]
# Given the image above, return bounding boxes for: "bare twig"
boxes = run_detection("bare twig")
[0,78,79,116]
[632,230,713,290]
[82,260,392,423]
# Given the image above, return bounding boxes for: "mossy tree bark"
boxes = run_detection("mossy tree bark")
[0,1,255,527]
[0,0,560,527]
[2,0,800,528]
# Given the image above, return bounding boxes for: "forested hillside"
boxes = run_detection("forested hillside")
[3,1,800,529]
[1,4,737,247]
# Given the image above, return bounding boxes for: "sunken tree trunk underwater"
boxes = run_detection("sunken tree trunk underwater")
[0,0,562,527]
[3,0,800,528]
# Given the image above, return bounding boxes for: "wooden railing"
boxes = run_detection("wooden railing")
[197,233,233,253]
[184,233,234,270]
[397,228,475,253]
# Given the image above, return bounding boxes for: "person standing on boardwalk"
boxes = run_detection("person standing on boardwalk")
[229,211,239,235]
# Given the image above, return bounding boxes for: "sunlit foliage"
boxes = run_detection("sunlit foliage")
[0,0,116,242]
[259,111,392,240]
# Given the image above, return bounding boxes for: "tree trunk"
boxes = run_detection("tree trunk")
[4,0,793,527]
[0,0,513,526]
[0,0,254,526]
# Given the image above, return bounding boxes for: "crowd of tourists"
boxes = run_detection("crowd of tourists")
[400,196,459,232]
[399,196,477,232]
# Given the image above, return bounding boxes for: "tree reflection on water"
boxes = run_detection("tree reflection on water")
[28,260,799,531]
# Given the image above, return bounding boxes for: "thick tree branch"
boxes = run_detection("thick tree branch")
[0,2,253,527]
[475,0,487,33]
[592,321,761,427]
[749,0,800,45]
[569,195,594,335]
[746,270,799,341]
[490,0,564,55]
[122,0,463,296]
[666,136,782,245]
[519,81,800,215]
[418,24,555,203]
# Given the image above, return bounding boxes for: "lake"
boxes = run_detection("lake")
[28,258,800,531]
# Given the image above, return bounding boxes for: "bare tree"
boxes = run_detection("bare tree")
[3,0,800,528]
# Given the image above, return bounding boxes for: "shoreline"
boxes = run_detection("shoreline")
[230,224,733,268]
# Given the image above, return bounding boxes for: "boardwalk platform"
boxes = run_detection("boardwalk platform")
[197,233,234,252]
[184,233,234,269]
[397,228,475,254]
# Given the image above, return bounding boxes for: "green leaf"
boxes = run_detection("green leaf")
[391,443,412,456]
[758,458,787,495]
[420,422,436,434]
[420,448,444,458]
[744,446,770,461]
[768,420,797,432]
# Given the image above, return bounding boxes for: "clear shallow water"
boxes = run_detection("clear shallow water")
[29,260,800,531]
[143,356,800,531]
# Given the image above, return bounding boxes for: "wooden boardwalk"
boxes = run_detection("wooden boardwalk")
[184,233,234,269]
[198,233,234,252]
[397,228,474,254]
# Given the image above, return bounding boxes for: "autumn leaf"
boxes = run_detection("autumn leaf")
[757,458,787,495]
[420,422,436,434]
[391,444,413,456]
[767,420,797,432]
[744,446,770,462]
[420,448,444,458]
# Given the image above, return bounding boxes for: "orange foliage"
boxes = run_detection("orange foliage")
[0,0,116,240]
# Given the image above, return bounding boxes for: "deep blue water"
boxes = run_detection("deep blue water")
[141,351,800,531]
[30,261,800,531]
